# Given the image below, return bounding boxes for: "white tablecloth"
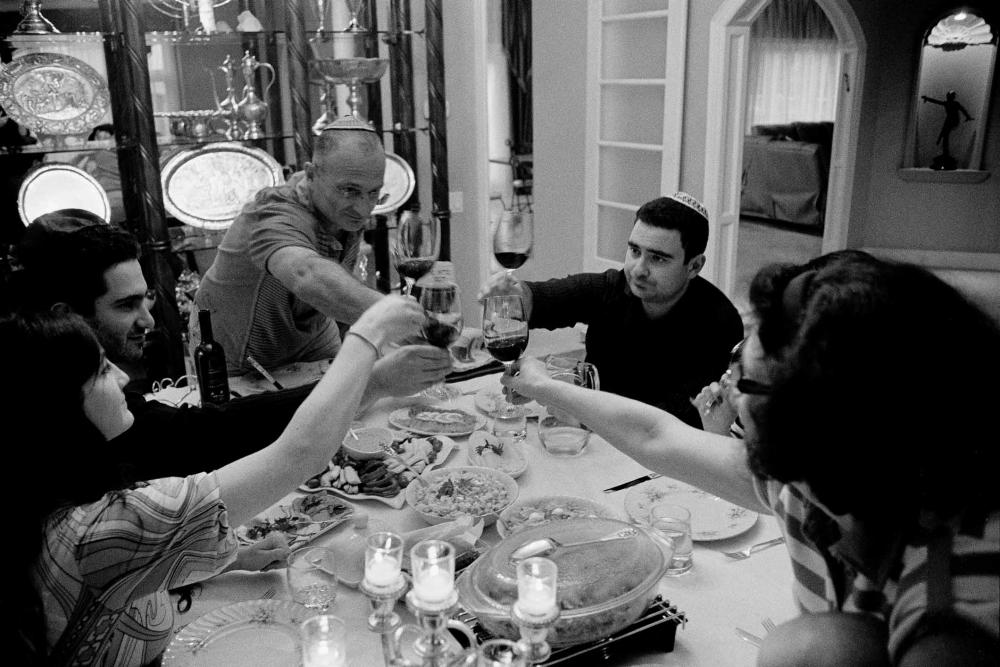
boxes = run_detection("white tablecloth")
[168,369,797,666]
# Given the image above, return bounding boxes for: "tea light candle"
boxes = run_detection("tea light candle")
[410,540,455,604]
[413,563,453,603]
[303,641,345,667]
[300,615,346,667]
[365,551,400,588]
[516,557,557,617]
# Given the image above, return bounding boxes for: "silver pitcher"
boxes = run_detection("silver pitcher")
[209,54,243,140]
[236,51,276,140]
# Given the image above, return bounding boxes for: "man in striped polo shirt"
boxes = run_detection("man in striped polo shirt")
[503,250,999,665]
[195,115,450,386]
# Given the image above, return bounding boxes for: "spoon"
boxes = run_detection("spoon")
[510,527,638,561]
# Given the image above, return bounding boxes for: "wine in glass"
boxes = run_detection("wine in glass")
[393,211,440,296]
[482,294,529,427]
[493,210,533,276]
[420,282,463,402]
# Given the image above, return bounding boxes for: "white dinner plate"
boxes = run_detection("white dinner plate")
[467,431,528,478]
[472,387,546,419]
[388,406,485,437]
[624,478,758,541]
[163,600,307,666]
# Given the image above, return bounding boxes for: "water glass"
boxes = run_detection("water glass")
[492,406,527,443]
[538,416,589,457]
[287,547,339,611]
[300,614,346,667]
[478,638,528,666]
[650,503,693,576]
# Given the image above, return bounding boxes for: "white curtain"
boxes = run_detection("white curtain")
[746,0,838,128]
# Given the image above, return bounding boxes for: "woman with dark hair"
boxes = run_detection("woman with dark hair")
[5,296,423,665]
[503,251,999,665]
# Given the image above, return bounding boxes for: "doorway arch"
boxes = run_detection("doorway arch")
[701,0,866,295]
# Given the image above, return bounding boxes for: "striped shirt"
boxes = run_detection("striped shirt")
[34,473,238,666]
[754,477,999,661]
[194,171,362,374]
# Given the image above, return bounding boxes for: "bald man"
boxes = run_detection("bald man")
[195,117,450,386]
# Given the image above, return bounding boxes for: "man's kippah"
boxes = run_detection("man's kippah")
[320,115,378,133]
[667,192,708,222]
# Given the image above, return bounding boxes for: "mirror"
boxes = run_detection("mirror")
[911,9,997,171]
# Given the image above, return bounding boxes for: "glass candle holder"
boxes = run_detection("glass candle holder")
[515,557,558,619]
[364,531,404,591]
[410,540,455,606]
[300,614,346,667]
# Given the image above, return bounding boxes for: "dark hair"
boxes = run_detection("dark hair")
[87,124,115,141]
[1,312,129,664]
[634,196,709,261]
[8,210,140,317]
[744,251,1000,521]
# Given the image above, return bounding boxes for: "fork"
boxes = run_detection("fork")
[762,617,778,634]
[261,587,276,600]
[722,536,786,560]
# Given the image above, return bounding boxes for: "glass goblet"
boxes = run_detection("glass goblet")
[419,282,463,402]
[482,294,529,421]
[393,211,440,296]
[492,210,533,278]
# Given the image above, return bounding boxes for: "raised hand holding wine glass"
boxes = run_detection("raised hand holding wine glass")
[492,210,533,276]
[482,294,529,423]
[419,282,463,402]
[393,211,440,296]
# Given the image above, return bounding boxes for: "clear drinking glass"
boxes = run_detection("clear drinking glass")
[393,211,440,296]
[419,282,463,402]
[482,294,529,422]
[492,210,533,278]
[538,357,600,457]
[650,503,694,576]
[287,547,339,611]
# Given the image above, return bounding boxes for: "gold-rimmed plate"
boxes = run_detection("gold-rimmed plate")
[162,599,307,666]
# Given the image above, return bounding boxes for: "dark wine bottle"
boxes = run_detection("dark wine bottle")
[194,309,230,406]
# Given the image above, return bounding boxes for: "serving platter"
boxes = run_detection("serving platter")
[0,52,111,136]
[372,151,414,215]
[235,492,353,549]
[17,162,110,226]
[624,477,758,541]
[162,599,306,666]
[389,406,485,437]
[496,495,620,538]
[160,142,284,230]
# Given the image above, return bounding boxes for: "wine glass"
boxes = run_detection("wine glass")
[393,212,440,297]
[419,282,463,402]
[492,210,533,277]
[482,295,529,422]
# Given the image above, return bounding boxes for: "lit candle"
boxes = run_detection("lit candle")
[516,557,557,617]
[365,552,401,588]
[303,641,344,667]
[413,563,453,603]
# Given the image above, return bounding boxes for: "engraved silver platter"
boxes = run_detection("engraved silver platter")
[0,52,111,136]
[372,152,415,216]
[18,162,110,226]
[160,142,284,230]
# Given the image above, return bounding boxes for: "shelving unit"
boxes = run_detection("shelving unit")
[1,0,451,380]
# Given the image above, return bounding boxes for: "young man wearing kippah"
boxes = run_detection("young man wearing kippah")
[478,193,743,428]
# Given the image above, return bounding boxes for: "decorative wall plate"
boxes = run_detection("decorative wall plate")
[160,142,284,230]
[0,52,111,136]
[18,163,110,226]
[372,151,415,216]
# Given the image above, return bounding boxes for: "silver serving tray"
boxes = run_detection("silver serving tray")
[160,142,284,230]
[18,162,110,226]
[372,152,415,216]
[0,52,111,136]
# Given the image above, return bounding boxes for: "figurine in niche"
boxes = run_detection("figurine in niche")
[921,90,974,170]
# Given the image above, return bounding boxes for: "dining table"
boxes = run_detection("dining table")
[157,331,798,666]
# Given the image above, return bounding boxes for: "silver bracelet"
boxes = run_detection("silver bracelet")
[346,329,381,358]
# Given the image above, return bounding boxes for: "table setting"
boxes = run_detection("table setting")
[155,330,797,665]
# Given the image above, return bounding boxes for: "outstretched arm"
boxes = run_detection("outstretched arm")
[503,358,765,511]
[268,245,382,325]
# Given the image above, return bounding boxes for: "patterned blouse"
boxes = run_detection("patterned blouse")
[34,472,238,666]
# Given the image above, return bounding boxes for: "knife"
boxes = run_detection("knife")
[246,355,285,390]
[603,472,661,493]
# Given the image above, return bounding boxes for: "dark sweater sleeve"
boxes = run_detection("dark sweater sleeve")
[111,384,314,481]
[526,271,619,330]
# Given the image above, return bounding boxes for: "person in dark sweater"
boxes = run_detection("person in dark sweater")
[479,193,744,427]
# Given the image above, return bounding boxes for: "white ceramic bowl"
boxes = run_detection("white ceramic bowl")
[341,426,395,460]
[405,466,518,526]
